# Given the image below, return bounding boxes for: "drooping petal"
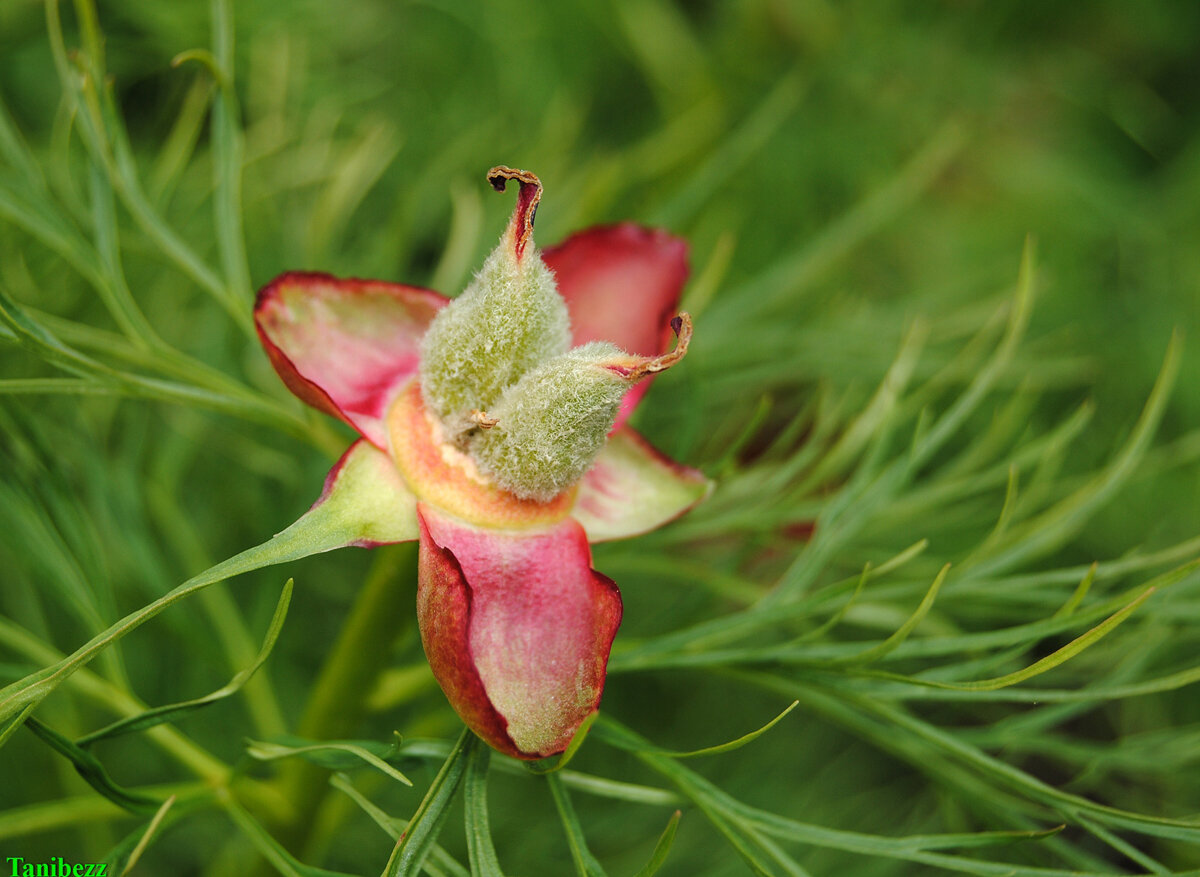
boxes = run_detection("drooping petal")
[573,427,712,543]
[416,503,621,759]
[255,271,447,448]
[542,224,689,428]
[290,439,419,549]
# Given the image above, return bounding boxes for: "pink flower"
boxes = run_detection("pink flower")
[254,168,710,759]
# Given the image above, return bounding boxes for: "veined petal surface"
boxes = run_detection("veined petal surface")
[256,271,446,448]
[416,504,621,758]
[573,427,712,542]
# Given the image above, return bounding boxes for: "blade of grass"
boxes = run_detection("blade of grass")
[24,717,161,814]
[381,729,472,877]
[209,0,252,305]
[223,798,359,877]
[0,448,416,728]
[632,810,681,877]
[464,743,504,877]
[860,583,1157,692]
[118,794,176,877]
[75,581,293,746]
[602,716,1084,876]
[245,738,412,788]
[593,702,797,759]
[966,329,1182,578]
[546,772,610,877]
[831,564,949,666]
[328,774,469,877]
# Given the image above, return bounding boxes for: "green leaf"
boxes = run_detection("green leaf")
[0,440,416,728]
[23,717,160,814]
[594,719,795,877]
[388,738,682,806]
[604,715,1075,877]
[1051,562,1096,620]
[752,675,1200,846]
[77,580,293,746]
[0,703,34,750]
[105,794,177,877]
[209,0,252,306]
[595,702,797,759]
[245,737,412,787]
[223,798,359,877]
[830,564,948,666]
[863,582,1158,692]
[525,709,597,774]
[546,772,609,877]
[632,810,681,877]
[382,728,472,877]
[329,773,469,877]
[464,743,504,877]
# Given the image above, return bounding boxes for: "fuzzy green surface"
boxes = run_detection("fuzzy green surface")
[419,235,570,439]
[474,341,630,500]
[2,1,1200,875]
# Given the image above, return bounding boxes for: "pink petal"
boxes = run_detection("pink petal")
[255,272,447,448]
[543,224,689,428]
[416,503,621,759]
[573,427,712,543]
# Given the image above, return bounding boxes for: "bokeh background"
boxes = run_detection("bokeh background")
[3,1,1200,874]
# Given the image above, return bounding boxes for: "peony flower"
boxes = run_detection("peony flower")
[254,167,710,759]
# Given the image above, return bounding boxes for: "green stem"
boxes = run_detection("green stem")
[276,543,419,858]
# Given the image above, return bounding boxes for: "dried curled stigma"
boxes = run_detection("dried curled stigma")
[487,166,542,261]
[418,168,570,445]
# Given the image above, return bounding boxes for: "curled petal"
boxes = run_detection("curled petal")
[573,427,712,542]
[543,224,689,428]
[256,272,446,448]
[416,504,621,758]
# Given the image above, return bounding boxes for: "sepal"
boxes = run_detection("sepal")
[292,439,419,548]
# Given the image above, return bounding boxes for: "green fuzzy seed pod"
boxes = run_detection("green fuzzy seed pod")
[472,342,633,501]
[419,238,570,439]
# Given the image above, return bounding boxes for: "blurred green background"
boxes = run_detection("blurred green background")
[2,0,1200,874]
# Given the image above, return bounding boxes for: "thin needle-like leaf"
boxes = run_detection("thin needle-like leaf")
[77,580,294,746]
[464,743,504,877]
[382,729,472,877]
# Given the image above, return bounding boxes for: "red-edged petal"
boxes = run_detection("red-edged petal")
[573,427,712,542]
[543,224,689,428]
[255,272,447,448]
[416,503,621,759]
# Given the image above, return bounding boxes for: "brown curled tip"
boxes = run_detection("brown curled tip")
[620,312,693,382]
[469,409,499,429]
[487,166,542,261]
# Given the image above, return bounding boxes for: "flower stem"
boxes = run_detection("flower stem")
[274,542,419,858]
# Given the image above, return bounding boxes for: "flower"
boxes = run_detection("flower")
[254,167,710,759]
